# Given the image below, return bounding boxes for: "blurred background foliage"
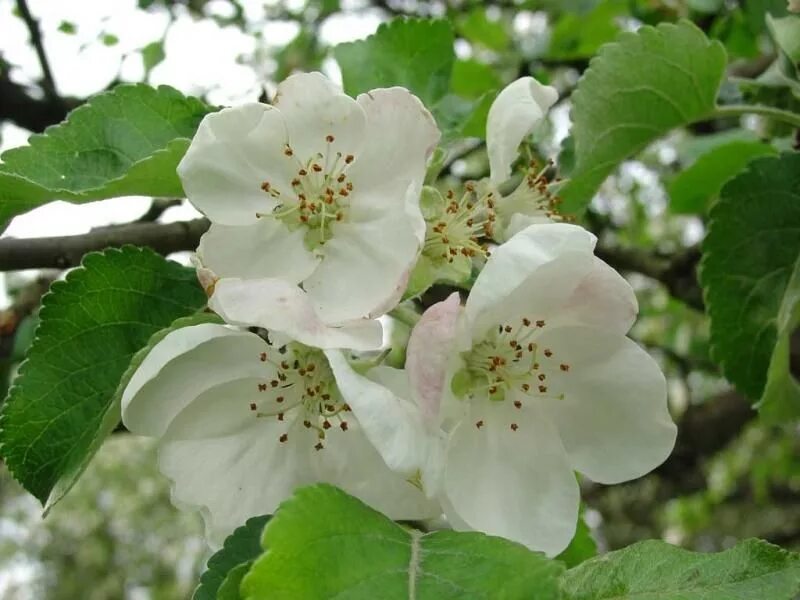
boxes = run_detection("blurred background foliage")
[1,0,799,598]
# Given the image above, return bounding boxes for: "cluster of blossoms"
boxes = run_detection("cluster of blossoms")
[122,72,676,554]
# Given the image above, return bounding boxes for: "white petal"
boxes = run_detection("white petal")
[537,326,676,484]
[313,421,441,520]
[325,353,443,483]
[407,292,461,422]
[487,77,558,185]
[209,277,383,351]
[273,72,367,164]
[556,257,638,335]
[159,404,315,545]
[304,216,421,323]
[443,401,579,556]
[177,104,293,225]
[121,324,268,437]
[465,223,596,340]
[350,87,440,196]
[197,221,319,284]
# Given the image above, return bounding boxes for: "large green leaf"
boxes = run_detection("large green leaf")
[334,18,455,108]
[241,484,563,599]
[0,247,207,506]
[556,512,598,568]
[560,538,800,599]
[668,140,777,214]
[559,21,727,214]
[0,84,212,224]
[195,515,271,600]
[700,153,800,421]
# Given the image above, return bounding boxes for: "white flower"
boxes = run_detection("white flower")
[121,322,439,544]
[404,223,677,556]
[411,77,560,274]
[487,76,558,186]
[178,72,441,349]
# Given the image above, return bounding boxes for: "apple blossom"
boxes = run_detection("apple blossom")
[410,77,562,295]
[178,72,440,349]
[121,322,439,545]
[404,223,677,556]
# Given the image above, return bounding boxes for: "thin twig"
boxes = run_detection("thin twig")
[15,0,60,104]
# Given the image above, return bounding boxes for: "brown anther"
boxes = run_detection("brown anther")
[544,349,553,357]
[298,368,306,376]
[539,385,548,393]
[303,420,312,428]
[476,420,484,429]
[346,181,353,191]
[522,318,531,327]
[504,325,512,333]
[278,373,287,381]
[343,403,352,411]
[325,404,335,412]
[489,385,498,394]
[300,215,309,223]
[280,360,290,370]
[270,380,279,388]
[527,343,535,352]
[446,190,455,199]
[298,168,307,176]
[276,396,284,403]
[291,178,300,186]
[326,134,335,143]
[514,400,522,409]
[279,346,287,354]
[249,402,257,411]
[337,174,346,183]
[322,420,331,430]
[345,154,354,164]
[336,212,343,221]
[277,413,284,421]
[315,442,324,451]
[536,320,546,328]
[560,364,570,372]
[510,423,519,432]
[312,163,323,172]
[258,383,267,392]
[533,362,540,370]
[538,374,546,382]
[321,393,331,401]
[260,181,271,192]
[279,433,289,443]
[340,421,349,431]
[521,383,530,392]
[284,146,293,157]
[465,182,475,192]
[260,352,267,362]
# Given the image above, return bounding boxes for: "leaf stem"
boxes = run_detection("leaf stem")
[713,104,800,128]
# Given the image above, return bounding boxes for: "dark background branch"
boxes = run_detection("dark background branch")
[0,218,209,270]
[14,0,61,105]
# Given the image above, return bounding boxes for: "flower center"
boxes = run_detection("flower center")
[495,159,564,229]
[423,183,495,264]
[457,317,571,433]
[258,134,356,252]
[249,341,350,450]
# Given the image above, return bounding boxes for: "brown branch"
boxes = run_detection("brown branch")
[14,0,60,104]
[0,72,77,133]
[595,243,703,310]
[0,218,209,270]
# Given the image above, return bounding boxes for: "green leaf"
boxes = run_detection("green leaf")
[559,21,727,214]
[101,33,119,46]
[242,484,564,599]
[334,18,455,108]
[451,59,501,99]
[141,40,166,75]
[767,14,800,79]
[556,512,597,568]
[700,153,800,420]
[217,563,252,600]
[57,20,76,34]
[0,247,207,507]
[560,538,800,599]
[194,515,270,600]
[669,140,777,214]
[0,84,212,224]
[457,8,509,51]
[547,0,625,60]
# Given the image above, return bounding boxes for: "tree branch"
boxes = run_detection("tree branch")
[0,72,77,132]
[595,243,703,310]
[14,0,61,104]
[0,218,209,270]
